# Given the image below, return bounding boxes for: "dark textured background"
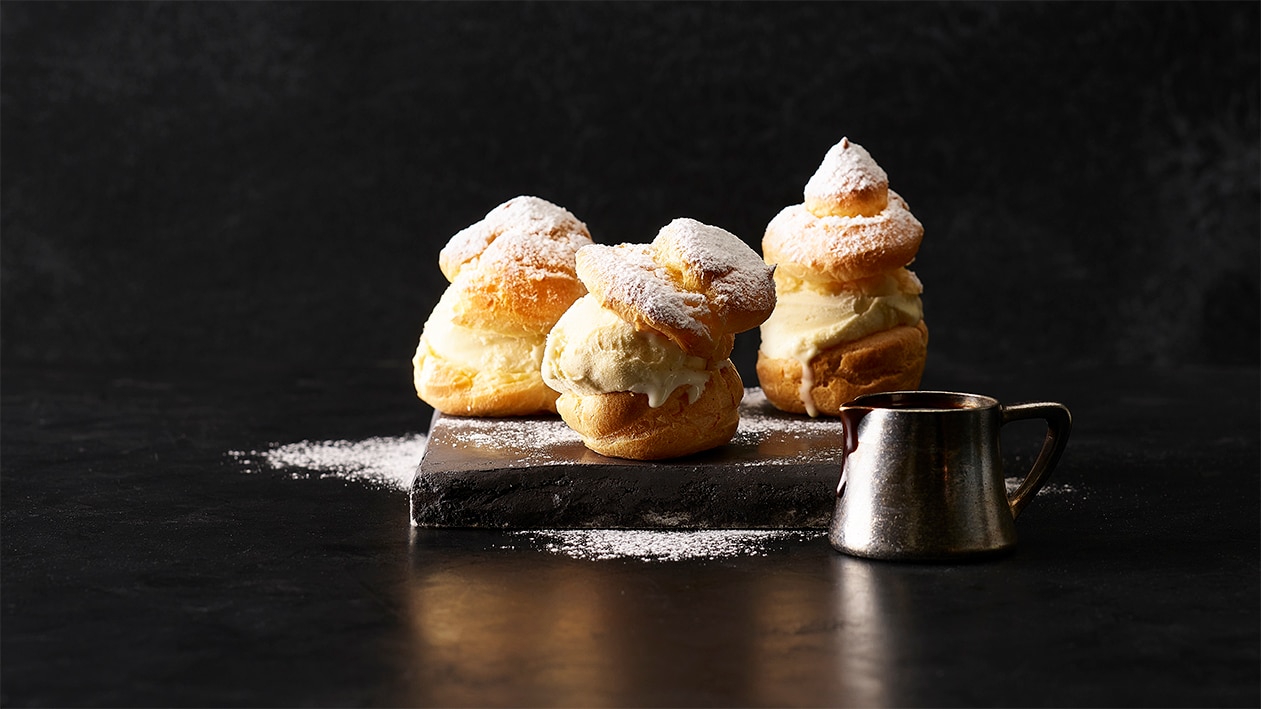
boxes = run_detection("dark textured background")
[3,1,1258,388]
[2,7,1259,706]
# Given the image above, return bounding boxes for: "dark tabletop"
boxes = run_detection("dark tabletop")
[2,361,1257,708]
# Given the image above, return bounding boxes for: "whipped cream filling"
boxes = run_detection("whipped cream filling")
[417,287,546,379]
[543,295,712,408]
[759,269,923,416]
[760,274,922,364]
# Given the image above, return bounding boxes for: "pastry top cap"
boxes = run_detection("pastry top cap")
[437,195,593,332]
[438,196,592,282]
[576,218,776,358]
[803,137,890,218]
[764,138,923,282]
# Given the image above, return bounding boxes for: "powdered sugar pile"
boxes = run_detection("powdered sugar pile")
[229,434,427,491]
[510,529,820,562]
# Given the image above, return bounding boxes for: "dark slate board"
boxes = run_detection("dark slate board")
[410,388,845,529]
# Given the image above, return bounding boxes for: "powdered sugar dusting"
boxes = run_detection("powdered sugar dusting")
[438,196,591,281]
[426,390,843,470]
[223,389,1080,503]
[733,387,840,448]
[439,415,587,467]
[577,242,711,338]
[510,529,820,561]
[803,137,888,210]
[1005,476,1083,501]
[656,218,776,318]
[229,434,428,491]
[762,200,924,282]
[576,219,775,347]
[767,137,924,283]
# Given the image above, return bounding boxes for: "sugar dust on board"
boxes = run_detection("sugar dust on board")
[230,430,1082,502]
[228,434,427,491]
[229,432,1082,561]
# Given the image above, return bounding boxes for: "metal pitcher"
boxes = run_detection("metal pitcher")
[828,391,1072,561]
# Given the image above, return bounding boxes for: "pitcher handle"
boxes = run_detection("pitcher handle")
[1001,402,1073,518]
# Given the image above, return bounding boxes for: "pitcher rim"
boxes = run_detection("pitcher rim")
[843,390,1000,412]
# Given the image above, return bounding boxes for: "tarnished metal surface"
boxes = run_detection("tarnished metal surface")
[829,391,1072,560]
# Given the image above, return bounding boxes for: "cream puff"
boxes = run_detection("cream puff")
[757,138,928,417]
[412,196,593,416]
[542,218,776,460]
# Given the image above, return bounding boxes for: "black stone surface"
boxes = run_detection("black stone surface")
[2,363,1258,707]
[413,391,845,529]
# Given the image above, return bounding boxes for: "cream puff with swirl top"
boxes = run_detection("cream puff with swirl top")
[542,218,776,460]
[412,196,593,416]
[757,138,928,417]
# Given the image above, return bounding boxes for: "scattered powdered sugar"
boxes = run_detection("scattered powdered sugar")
[440,415,585,466]
[736,401,837,435]
[508,529,821,562]
[1005,476,1082,500]
[731,388,841,449]
[444,416,582,446]
[229,434,428,491]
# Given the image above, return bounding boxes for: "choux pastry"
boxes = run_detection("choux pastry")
[757,138,929,416]
[543,218,776,459]
[412,196,593,416]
